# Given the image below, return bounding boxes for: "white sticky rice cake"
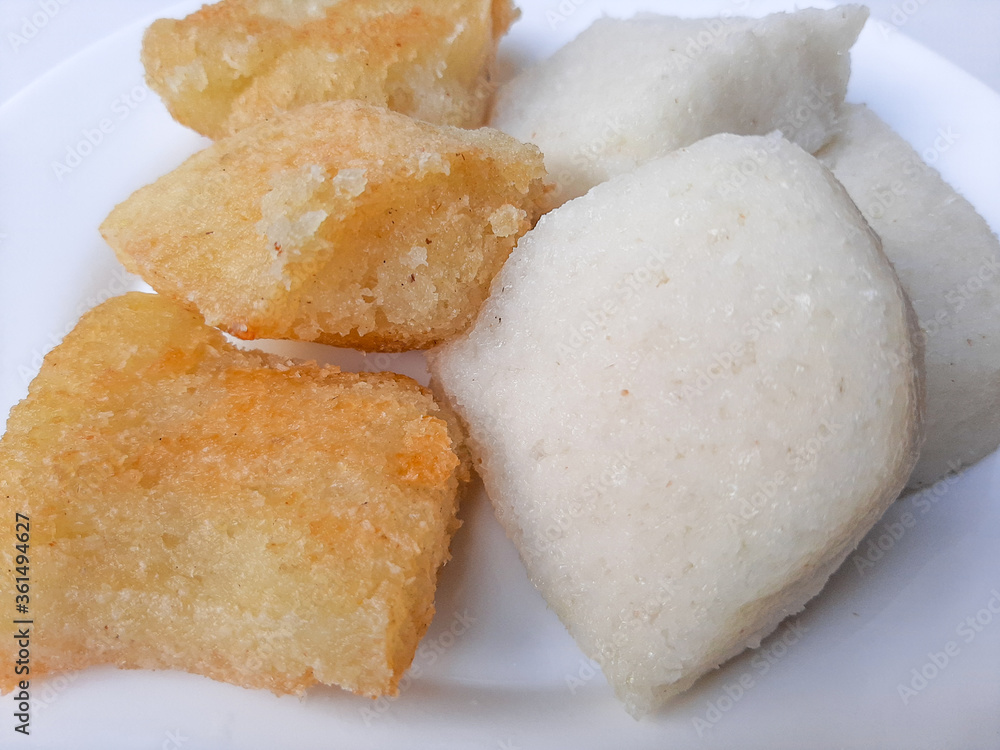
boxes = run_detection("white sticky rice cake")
[429,133,924,716]
[818,103,1000,488]
[490,6,868,204]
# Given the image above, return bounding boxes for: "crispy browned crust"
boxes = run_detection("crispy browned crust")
[0,292,466,697]
[142,0,518,138]
[100,100,548,352]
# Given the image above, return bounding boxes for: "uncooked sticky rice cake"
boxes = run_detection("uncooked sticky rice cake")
[491,6,867,203]
[100,101,548,352]
[142,0,518,139]
[819,103,1000,487]
[0,292,466,698]
[429,133,924,716]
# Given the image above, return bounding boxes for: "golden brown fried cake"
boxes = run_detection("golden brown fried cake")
[100,101,548,352]
[0,292,466,698]
[142,0,518,139]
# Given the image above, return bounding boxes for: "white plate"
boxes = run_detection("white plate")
[1,2,999,748]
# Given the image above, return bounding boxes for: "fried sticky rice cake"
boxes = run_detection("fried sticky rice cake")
[100,101,548,352]
[142,0,518,139]
[0,292,466,698]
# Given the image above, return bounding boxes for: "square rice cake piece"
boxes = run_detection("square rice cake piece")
[0,292,466,698]
[142,0,518,138]
[100,101,548,352]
